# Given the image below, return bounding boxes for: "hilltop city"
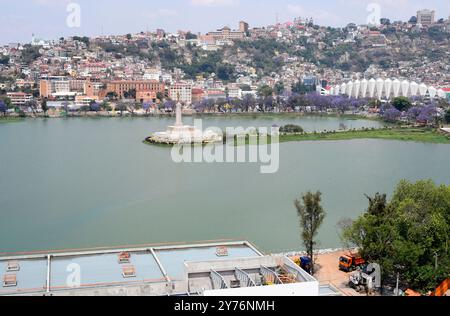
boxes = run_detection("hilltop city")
[0,8,449,122]
[0,4,450,299]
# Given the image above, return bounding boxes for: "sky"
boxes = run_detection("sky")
[0,0,449,44]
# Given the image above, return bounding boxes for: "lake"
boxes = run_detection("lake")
[0,115,449,253]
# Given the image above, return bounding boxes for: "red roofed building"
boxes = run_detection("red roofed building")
[443,88,450,100]
[192,88,205,103]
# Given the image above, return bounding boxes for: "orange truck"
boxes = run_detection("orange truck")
[339,254,366,272]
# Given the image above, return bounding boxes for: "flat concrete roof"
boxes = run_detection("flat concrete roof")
[155,245,261,281]
[0,240,263,296]
[0,259,47,295]
[50,252,165,291]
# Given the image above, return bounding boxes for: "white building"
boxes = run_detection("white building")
[417,9,435,26]
[6,92,33,106]
[169,83,192,104]
[331,79,445,101]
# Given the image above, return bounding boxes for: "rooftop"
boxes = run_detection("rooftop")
[0,240,277,296]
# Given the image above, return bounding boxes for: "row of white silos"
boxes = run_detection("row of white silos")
[330,79,446,100]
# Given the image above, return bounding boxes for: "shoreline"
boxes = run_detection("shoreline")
[143,127,450,146]
[278,127,450,144]
[0,111,380,121]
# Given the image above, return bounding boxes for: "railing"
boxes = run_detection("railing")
[235,268,256,288]
[282,264,301,282]
[260,266,282,285]
[210,270,228,290]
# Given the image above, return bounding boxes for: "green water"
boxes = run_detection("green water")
[0,116,449,253]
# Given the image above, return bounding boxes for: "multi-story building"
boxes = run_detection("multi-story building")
[39,77,71,98]
[7,92,33,106]
[84,79,104,98]
[417,9,435,26]
[169,82,192,104]
[206,24,246,42]
[136,90,157,103]
[239,21,249,33]
[104,80,165,99]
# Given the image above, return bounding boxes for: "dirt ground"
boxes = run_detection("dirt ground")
[314,250,363,296]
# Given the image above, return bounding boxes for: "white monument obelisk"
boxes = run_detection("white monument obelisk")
[147,93,222,144]
[175,99,183,127]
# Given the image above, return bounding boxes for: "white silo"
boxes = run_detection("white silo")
[368,78,376,98]
[384,78,393,99]
[347,81,354,97]
[376,78,384,100]
[341,83,347,95]
[428,87,437,99]
[392,79,401,98]
[410,82,419,96]
[419,83,428,97]
[354,80,361,98]
[438,89,446,99]
[334,86,339,95]
[401,80,410,97]
[361,79,368,98]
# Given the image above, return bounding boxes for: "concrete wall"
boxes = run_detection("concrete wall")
[203,281,319,296]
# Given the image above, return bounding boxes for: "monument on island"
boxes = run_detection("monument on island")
[145,99,223,145]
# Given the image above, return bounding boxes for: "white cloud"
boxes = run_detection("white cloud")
[190,0,240,7]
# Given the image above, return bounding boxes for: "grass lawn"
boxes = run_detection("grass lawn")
[231,128,450,145]
[0,116,24,123]
[278,128,450,144]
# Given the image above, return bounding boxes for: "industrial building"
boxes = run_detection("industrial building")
[329,79,448,101]
[0,241,341,297]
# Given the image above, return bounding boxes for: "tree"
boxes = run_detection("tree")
[0,100,7,116]
[62,101,70,115]
[0,54,9,65]
[445,109,450,124]
[380,18,391,26]
[123,89,136,99]
[116,103,127,115]
[185,32,198,40]
[409,16,417,24]
[143,101,153,115]
[89,102,101,112]
[106,92,118,100]
[101,101,112,112]
[294,191,326,275]
[392,96,412,112]
[127,102,142,116]
[242,94,256,112]
[274,82,285,95]
[156,92,165,102]
[25,100,38,116]
[257,85,273,98]
[342,180,450,293]
[41,99,48,116]
[80,105,90,115]
[280,124,304,134]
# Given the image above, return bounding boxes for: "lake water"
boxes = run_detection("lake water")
[0,115,449,254]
